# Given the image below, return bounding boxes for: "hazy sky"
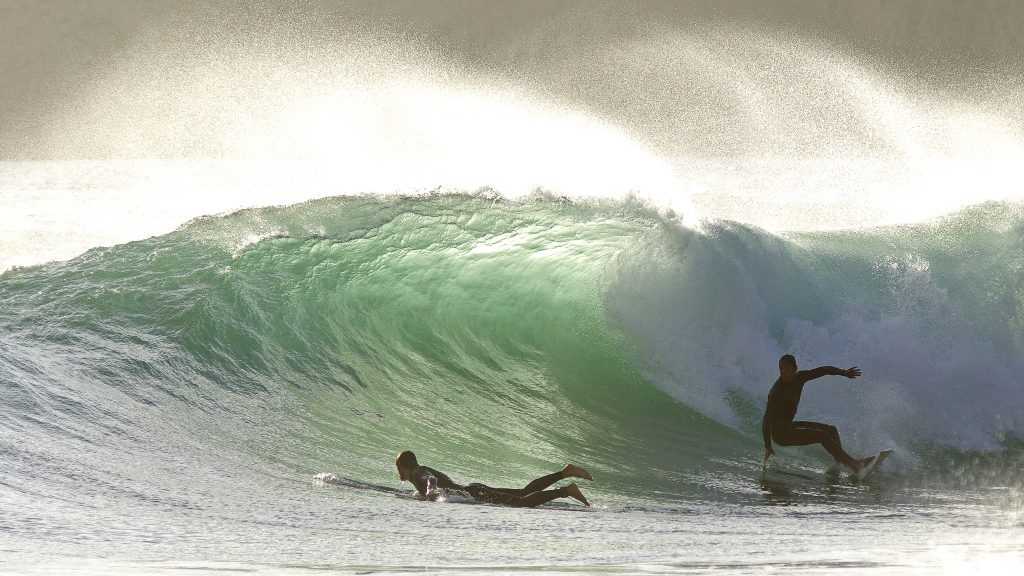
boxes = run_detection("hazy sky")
[2,0,1022,160]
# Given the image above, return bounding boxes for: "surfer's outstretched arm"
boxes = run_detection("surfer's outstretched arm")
[800,366,861,382]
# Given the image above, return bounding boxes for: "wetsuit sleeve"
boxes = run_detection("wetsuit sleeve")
[423,467,461,490]
[436,471,458,490]
[409,468,433,497]
[799,366,845,382]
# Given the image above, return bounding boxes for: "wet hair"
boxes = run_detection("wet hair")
[396,450,418,471]
[779,354,797,371]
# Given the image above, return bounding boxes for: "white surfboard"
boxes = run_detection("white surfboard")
[856,449,892,480]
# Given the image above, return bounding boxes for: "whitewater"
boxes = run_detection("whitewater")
[3,6,1024,574]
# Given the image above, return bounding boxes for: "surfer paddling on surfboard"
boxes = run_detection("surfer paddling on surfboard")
[762,355,886,477]
[395,451,592,507]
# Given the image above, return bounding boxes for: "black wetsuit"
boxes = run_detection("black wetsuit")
[408,466,569,508]
[762,366,856,466]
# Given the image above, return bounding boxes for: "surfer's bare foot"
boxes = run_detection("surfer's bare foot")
[564,482,590,507]
[561,464,592,481]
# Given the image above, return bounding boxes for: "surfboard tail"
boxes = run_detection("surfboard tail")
[856,449,893,480]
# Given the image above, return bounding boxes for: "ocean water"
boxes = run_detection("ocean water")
[1,168,1022,574]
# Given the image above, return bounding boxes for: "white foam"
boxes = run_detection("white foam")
[313,472,342,485]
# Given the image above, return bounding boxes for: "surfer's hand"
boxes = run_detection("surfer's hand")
[844,367,861,379]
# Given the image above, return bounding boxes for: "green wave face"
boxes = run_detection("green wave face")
[1,195,744,504]
[2,196,1023,504]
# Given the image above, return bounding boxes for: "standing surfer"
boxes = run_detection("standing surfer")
[395,450,592,507]
[761,354,874,473]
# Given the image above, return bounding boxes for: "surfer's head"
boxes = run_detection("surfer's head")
[396,450,418,481]
[779,354,797,376]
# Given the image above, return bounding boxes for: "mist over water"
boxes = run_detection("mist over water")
[3,6,1024,273]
